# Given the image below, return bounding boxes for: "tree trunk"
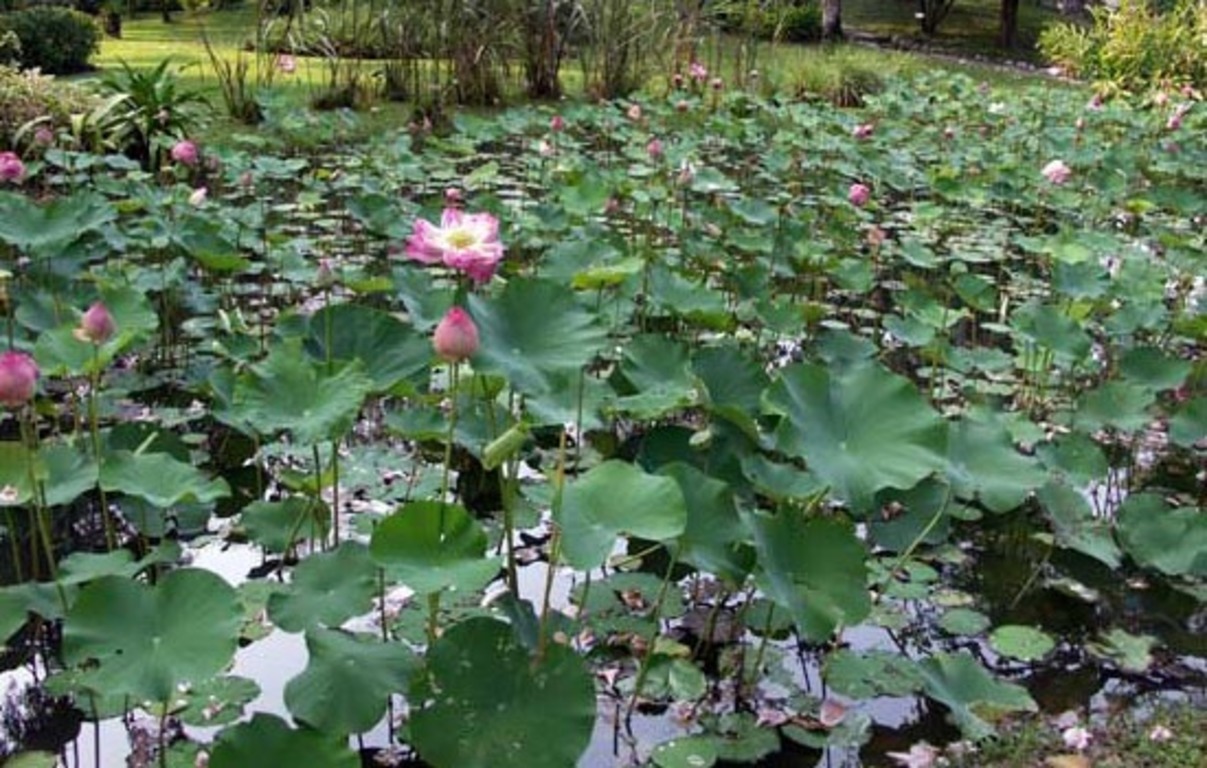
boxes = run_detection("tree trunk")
[999,0,1019,48]
[822,0,843,40]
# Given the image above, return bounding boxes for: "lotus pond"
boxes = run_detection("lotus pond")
[0,73,1204,768]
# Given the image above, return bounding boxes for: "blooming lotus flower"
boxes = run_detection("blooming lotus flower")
[0,152,25,183]
[75,302,116,345]
[689,61,707,81]
[646,137,663,160]
[848,183,871,208]
[276,54,297,74]
[1042,159,1072,185]
[433,307,479,362]
[405,208,505,284]
[171,140,199,167]
[550,114,565,133]
[0,351,38,408]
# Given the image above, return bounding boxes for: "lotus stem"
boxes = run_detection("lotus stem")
[89,349,117,551]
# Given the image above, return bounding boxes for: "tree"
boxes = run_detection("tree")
[822,0,843,40]
[999,0,1019,47]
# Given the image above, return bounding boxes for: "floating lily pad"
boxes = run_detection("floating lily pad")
[210,713,358,768]
[651,737,718,768]
[989,625,1055,661]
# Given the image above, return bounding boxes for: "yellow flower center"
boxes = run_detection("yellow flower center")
[445,229,477,250]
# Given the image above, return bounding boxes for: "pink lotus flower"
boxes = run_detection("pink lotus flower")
[34,127,54,147]
[550,114,565,133]
[848,183,871,208]
[689,61,708,81]
[0,351,38,408]
[171,140,199,167]
[444,187,463,205]
[404,208,505,284]
[1148,725,1173,742]
[646,137,663,160]
[433,307,479,363]
[0,152,25,183]
[276,54,297,74]
[852,123,874,140]
[74,302,117,345]
[1042,159,1072,185]
[627,103,642,121]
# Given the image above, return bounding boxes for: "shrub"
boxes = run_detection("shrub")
[0,6,101,74]
[757,4,822,42]
[1039,0,1207,91]
[0,64,99,147]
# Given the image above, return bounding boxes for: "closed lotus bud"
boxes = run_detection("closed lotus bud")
[444,187,463,205]
[75,301,117,344]
[171,139,199,167]
[0,151,25,184]
[627,103,642,121]
[315,259,337,289]
[647,137,663,160]
[433,307,479,363]
[0,350,38,408]
[189,187,208,206]
[550,114,565,133]
[848,183,871,208]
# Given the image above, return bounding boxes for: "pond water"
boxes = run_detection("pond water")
[4,514,1204,767]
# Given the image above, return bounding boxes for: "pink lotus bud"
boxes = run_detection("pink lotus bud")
[677,161,695,186]
[689,61,707,81]
[75,302,117,345]
[943,126,955,140]
[852,123,874,140]
[604,197,620,215]
[550,114,565,133]
[444,187,463,205]
[538,139,554,157]
[1153,91,1169,107]
[276,54,297,74]
[848,183,871,208]
[239,171,254,189]
[0,350,38,408]
[646,137,663,160]
[866,226,886,247]
[676,100,689,113]
[710,77,723,91]
[34,127,54,147]
[0,151,26,183]
[672,73,684,89]
[1167,113,1183,131]
[171,140,199,167]
[627,103,642,121]
[1075,117,1086,132]
[433,307,479,363]
[1041,159,1072,185]
[189,187,208,206]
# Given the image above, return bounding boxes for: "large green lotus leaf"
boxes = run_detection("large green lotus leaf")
[0,443,96,508]
[611,334,698,418]
[1037,481,1122,568]
[284,627,416,734]
[0,191,115,254]
[210,713,358,768]
[555,460,687,570]
[824,649,925,699]
[304,303,430,393]
[748,512,871,643]
[410,617,595,768]
[267,542,378,632]
[100,451,229,509]
[1118,347,1191,392]
[869,478,952,552]
[63,569,241,702]
[467,278,608,397]
[659,463,754,585]
[918,652,1037,740]
[231,339,373,444]
[944,413,1047,513]
[1117,493,1207,577]
[765,362,947,512]
[693,344,768,440]
[1075,381,1155,434]
[1036,431,1108,486]
[988,625,1055,662]
[1168,397,1206,448]
[175,675,260,727]
[241,497,330,554]
[1010,302,1091,365]
[370,501,500,595]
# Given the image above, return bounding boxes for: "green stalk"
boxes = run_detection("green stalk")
[429,361,462,643]
[89,348,116,551]
[20,411,67,613]
[626,543,680,719]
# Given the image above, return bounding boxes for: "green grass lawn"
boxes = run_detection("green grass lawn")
[843,0,1065,60]
[78,5,1069,147]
